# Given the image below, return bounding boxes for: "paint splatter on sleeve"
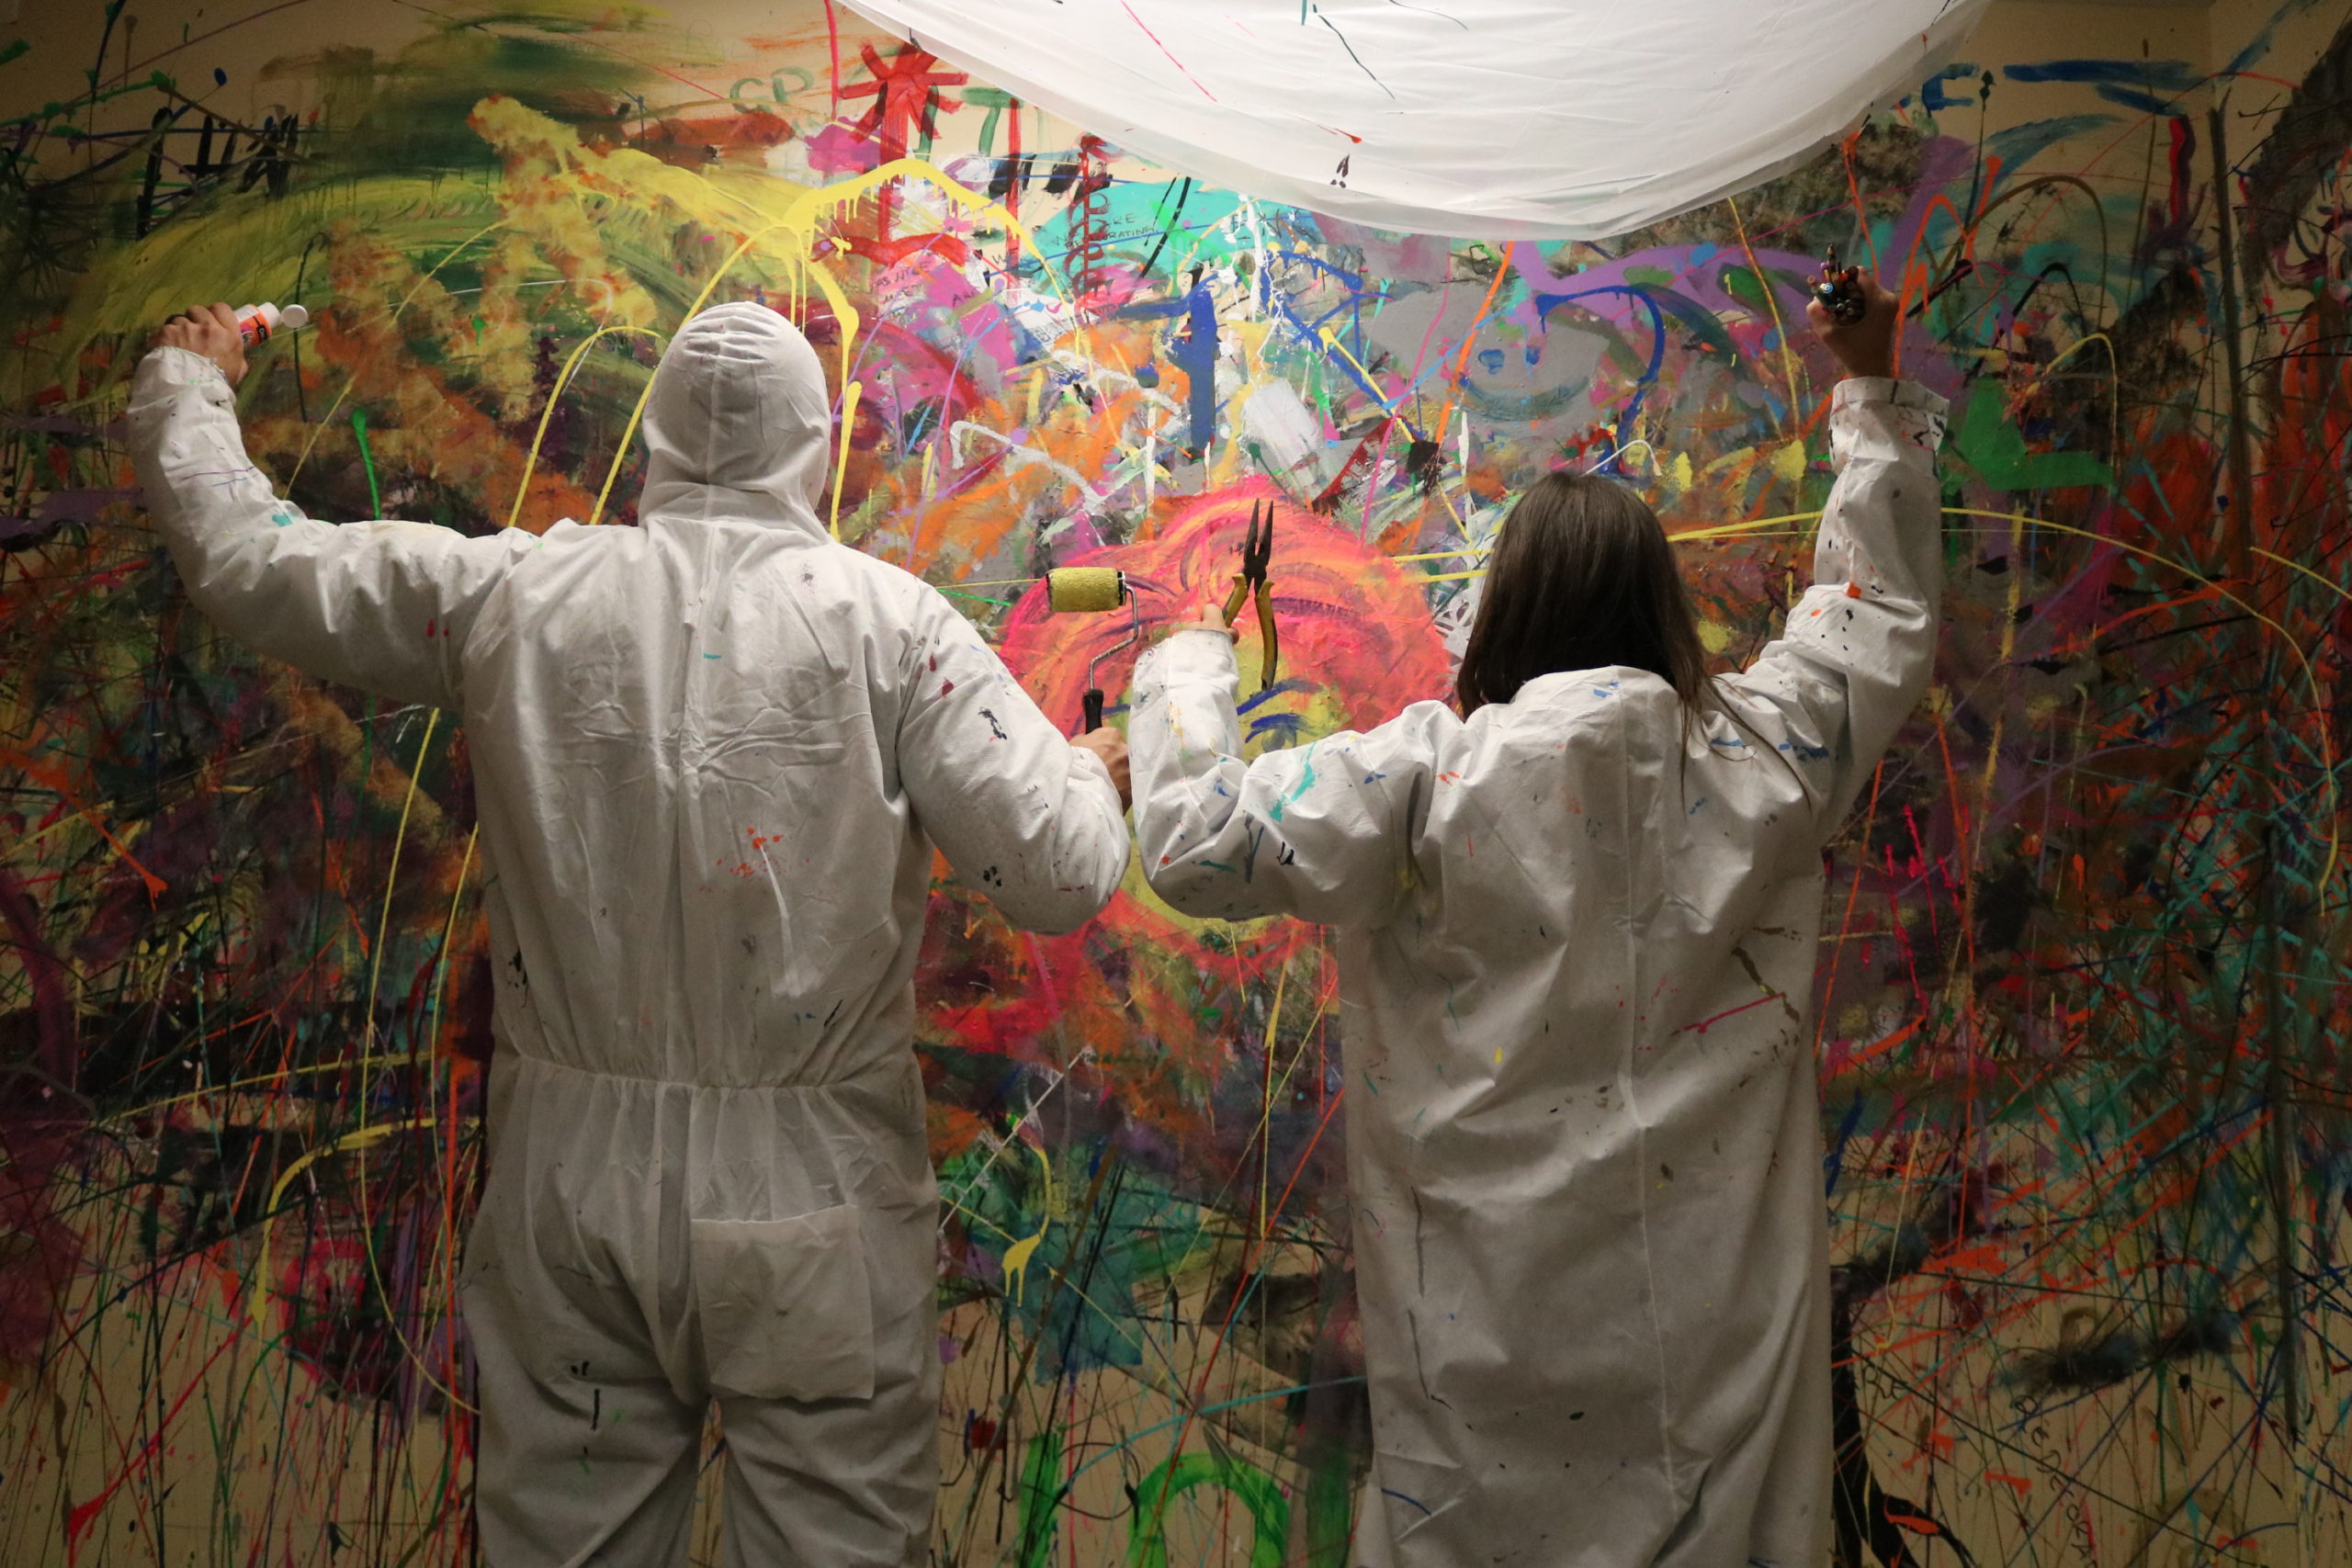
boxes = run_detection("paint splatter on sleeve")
[1131,626,1444,925]
[128,347,538,710]
[897,591,1127,933]
[1718,377,1950,829]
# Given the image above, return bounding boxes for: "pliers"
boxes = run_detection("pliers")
[1220,501,1278,689]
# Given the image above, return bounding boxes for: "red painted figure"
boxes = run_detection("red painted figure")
[839,41,967,239]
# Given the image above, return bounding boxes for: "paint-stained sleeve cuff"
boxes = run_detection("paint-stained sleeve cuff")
[1831,376,1947,419]
[1163,626,1240,676]
[1069,744,1114,792]
[1827,377,1949,468]
[137,345,235,404]
[1132,627,1238,705]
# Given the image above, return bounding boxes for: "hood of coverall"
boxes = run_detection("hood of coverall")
[639,301,832,533]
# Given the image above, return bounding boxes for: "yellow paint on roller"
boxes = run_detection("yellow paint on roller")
[1047,567,1126,613]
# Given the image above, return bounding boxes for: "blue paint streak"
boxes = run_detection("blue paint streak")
[1823,1096,1865,1197]
[2002,58,2203,90]
[1525,285,1667,472]
[1122,279,1221,451]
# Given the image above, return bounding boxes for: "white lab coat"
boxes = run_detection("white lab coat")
[1132,378,1948,1568]
[128,304,1130,1567]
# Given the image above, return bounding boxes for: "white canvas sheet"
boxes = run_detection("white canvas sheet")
[842,0,1989,239]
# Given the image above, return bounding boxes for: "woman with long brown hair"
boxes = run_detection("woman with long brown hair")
[1129,276,1946,1567]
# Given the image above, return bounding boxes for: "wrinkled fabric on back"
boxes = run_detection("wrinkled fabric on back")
[1131,378,1948,1568]
[128,305,1129,1566]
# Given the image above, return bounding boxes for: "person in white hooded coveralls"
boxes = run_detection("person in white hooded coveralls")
[129,301,1132,1566]
[1130,277,1946,1567]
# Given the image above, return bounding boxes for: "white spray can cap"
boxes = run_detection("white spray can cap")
[234,302,310,346]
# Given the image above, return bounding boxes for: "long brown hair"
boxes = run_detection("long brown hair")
[1455,472,1708,716]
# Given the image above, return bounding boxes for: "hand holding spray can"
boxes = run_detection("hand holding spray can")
[233,302,310,346]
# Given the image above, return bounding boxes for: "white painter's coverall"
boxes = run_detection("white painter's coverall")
[129,305,1130,1567]
[1132,378,1948,1568]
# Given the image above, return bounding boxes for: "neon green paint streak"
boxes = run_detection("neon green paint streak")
[351,406,380,517]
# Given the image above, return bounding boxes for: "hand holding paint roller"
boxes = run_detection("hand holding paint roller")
[1047,565,1137,807]
[1071,722,1129,807]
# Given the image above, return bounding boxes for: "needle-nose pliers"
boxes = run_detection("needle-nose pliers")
[1220,501,1278,690]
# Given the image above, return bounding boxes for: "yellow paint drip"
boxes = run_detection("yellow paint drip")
[831,380,863,538]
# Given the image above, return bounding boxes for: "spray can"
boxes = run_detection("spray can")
[233,302,310,346]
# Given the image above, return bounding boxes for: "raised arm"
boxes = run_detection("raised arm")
[896,591,1129,934]
[1721,276,1951,828]
[128,304,538,711]
[1130,616,1446,926]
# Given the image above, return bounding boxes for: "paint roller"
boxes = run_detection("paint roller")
[1046,565,1125,614]
[942,564,1146,731]
[1046,568,1141,733]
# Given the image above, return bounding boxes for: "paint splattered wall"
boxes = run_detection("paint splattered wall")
[2,1,2347,1562]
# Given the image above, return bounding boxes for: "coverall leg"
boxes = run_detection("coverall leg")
[464,1245,705,1567]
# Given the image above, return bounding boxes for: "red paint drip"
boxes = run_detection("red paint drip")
[1120,0,1218,101]
[66,1329,240,1559]
[820,0,842,118]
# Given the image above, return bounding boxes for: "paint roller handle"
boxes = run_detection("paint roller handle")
[1082,688,1106,732]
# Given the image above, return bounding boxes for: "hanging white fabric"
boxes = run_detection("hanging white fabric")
[838,0,1987,241]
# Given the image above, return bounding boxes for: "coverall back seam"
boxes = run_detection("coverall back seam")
[1613,696,1684,1511]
